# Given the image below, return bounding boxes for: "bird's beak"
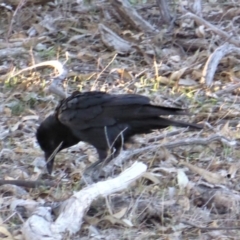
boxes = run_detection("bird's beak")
[45,152,55,174]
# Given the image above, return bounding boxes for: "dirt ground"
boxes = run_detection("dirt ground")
[1,0,240,239]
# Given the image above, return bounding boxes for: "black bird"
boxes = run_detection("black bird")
[36,91,202,175]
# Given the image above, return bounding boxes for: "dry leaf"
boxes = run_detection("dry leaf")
[179,78,198,86]
[142,172,161,184]
[116,69,133,81]
[180,161,227,184]
[0,226,13,240]
[177,169,189,190]
[112,207,128,219]
[195,25,205,38]
[170,68,187,82]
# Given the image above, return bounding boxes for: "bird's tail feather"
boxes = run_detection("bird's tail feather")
[130,118,202,132]
[154,118,203,129]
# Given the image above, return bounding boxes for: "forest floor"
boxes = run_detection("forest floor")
[1,0,240,239]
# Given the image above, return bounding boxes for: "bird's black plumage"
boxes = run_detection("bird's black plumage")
[36,91,202,175]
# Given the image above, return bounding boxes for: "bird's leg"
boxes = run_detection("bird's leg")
[83,129,125,182]
[81,149,107,183]
[83,147,120,183]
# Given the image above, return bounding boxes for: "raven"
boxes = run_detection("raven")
[36,91,202,175]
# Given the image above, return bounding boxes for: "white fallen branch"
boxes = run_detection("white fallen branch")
[156,0,172,24]
[22,207,58,240]
[0,47,27,58]
[104,134,236,175]
[98,24,133,54]
[200,43,240,87]
[8,60,67,98]
[182,11,240,47]
[22,162,147,240]
[111,0,156,34]
[182,10,240,87]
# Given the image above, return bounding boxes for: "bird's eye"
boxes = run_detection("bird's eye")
[49,140,58,150]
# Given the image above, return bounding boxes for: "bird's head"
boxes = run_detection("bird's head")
[36,115,79,174]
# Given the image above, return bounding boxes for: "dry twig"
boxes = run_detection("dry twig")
[111,0,156,34]
[182,11,240,47]
[22,162,147,239]
[156,0,172,24]
[201,43,240,87]
[8,60,67,98]
[104,134,236,175]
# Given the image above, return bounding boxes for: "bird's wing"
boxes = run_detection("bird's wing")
[57,91,147,130]
[57,91,184,130]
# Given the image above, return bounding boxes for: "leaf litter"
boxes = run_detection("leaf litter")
[1,0,240,239]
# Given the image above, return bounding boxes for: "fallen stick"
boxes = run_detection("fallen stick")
[22,161,147,240]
